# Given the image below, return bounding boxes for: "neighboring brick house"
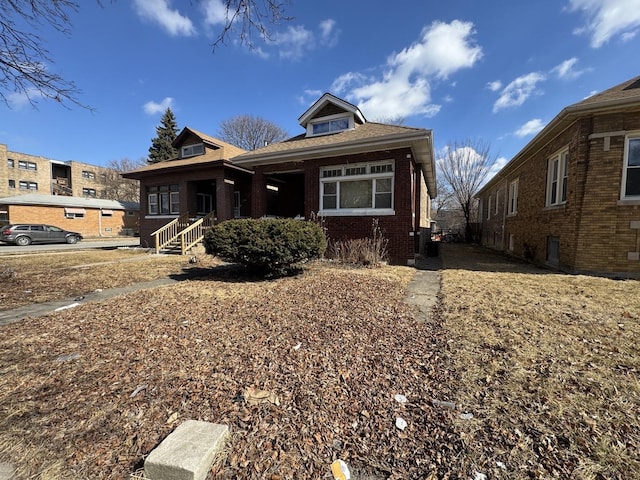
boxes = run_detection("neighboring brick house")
[126,93,437,264]
[0,194,139,237]
[477,75,640,277]
[122,128,254,245]
[0,143,127,199]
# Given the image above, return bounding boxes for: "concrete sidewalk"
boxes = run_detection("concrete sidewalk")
[404,254,442,318]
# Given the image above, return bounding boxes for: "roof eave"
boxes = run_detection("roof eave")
[477,94,640,196]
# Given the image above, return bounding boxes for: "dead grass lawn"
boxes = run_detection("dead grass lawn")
[0,246,638,479]
[439,244,640,479]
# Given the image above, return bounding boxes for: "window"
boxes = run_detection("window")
[547,149,568,206]
[19,181,37,190]
[8,179,15,189]
[309,114,352,136]
[234,191,241,218]
[7,159,14,168]
[147,184,179,215]
[18,160,37,171]
[82,188,97,197]
[508,179,519,215]
[101,209,113,217]
[622,134,640,198]
[547,236,560,264]
[82,170,95,180]
[320,161,394,214]
[181,144,204,158]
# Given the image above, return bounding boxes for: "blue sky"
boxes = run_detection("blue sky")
[2,0,640,174]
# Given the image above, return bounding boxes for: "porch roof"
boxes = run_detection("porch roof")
[123,157,254,179]
[232,122,437,198]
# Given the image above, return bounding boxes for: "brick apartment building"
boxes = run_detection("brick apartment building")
[125,93,437,264]
[477,75,640,277]
[0,143,120,198]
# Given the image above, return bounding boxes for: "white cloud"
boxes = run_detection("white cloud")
[271,25,314,59]
[202,0,227,26]
[493,72,546,113]
[133,0,195,36]
[515,118,546,137]
[551,57,588,79]
[569,0,640,47]
[331,20,481,119]
[143,97,174,115]
[319,19,339,47]
[7,88,44,109]
[392,20,483,79]
[487,80,502,92]
[486,156,509,181]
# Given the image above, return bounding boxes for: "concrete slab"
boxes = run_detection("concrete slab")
[144,421,228,480]
[0,463,15,480]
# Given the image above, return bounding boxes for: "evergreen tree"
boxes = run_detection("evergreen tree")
[148,108,178,164]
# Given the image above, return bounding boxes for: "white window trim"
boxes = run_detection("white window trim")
[319,160,395,216]
[546,148,569,206]
[307,113,354,137]
[621,132,640,200]
[181,143,204,158]
[508,179,519,216]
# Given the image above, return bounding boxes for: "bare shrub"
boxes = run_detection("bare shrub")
[328,219,388,267]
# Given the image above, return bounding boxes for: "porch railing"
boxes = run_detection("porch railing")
[177,211,216,255]
[151,213,190,254]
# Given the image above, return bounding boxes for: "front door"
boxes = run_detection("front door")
[197,193,213,215]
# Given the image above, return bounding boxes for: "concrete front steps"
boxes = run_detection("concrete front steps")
[144,421,228,480]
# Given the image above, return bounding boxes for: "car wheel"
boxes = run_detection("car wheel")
[15,236,31,246]
[66,235,78,244]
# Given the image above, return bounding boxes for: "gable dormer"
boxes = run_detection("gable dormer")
[173,127,222,159]
[298,93,366,138]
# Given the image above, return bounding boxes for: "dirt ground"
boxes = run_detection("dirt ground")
[0,245,638,479]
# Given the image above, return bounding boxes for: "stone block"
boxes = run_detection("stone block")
[144,421,228,480]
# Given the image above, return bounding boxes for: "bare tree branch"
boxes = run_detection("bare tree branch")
[100,157,146,203]
[437,139,497,242]
[0,0,93,109]
[211,0,292,50]
[218,114,288,150]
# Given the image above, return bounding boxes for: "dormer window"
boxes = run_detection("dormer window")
[307,114,353,137]
[181,143,204,158]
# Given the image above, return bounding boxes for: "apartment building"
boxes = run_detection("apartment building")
[1,143,115,199]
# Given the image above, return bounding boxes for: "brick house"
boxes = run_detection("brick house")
[0,194,139,238]
[126,93,437,264]
[477,75,640,277]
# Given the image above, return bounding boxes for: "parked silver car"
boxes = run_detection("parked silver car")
[0,224,83,246]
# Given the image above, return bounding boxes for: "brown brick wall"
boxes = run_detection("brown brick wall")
[250,148,418,264]
[479,110,640,276]
[5,204,135,237]
[2,147,53,196]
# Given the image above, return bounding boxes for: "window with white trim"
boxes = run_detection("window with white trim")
[622,134,640,198]
[82,188,97,197]
[147,184,179,215]
[546,149,568,206]
[308,114,353,137]
[508,179,519,215]
[181,143,204,158]
[18,160,37,171]
[320,161,394,214]
[19,181,37,190]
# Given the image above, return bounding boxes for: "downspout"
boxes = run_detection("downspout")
[98,209,104,237]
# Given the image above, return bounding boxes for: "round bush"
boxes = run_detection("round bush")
[203,218,327,275]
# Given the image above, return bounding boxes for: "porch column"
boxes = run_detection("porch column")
[216,178,234,221]
[251,171,267,218]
